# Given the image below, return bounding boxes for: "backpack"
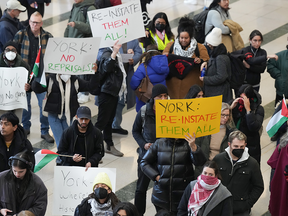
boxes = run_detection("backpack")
[227,52,246,90]
[193,8,218,44]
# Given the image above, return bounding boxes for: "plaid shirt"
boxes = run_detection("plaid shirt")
[14,26,53,64]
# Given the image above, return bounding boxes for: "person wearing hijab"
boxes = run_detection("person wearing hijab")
[178,161,233,216]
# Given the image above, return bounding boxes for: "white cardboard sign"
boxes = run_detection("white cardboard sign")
[53,166,116,215]
[88,0,145,48]
[44,37,101,75]
[0,67,28,110]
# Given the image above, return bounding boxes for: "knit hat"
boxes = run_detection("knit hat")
[152,84,168,99]
[76,106,91,119]
[205,27,222,47]
[6,0,26,12]
[92,172,113,191]
[3,40,19,52]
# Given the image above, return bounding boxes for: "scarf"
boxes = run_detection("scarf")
[156,29,165,41]
[173,37,197,58]
[188,175,221,216]
[110,48,127,100]
[88,198,113,216]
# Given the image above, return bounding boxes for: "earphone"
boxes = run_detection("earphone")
[8,155,33,170]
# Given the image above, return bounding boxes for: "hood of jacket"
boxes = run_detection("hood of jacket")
[146,55,169,76]
[225,146,249,164]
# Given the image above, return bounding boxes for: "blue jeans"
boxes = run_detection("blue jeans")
[112,94,125,129]
[22,92,49,135]
[48,113,69,148]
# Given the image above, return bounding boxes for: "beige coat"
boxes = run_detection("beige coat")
[223,19,244,52]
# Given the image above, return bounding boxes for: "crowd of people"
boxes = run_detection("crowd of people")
[0,0,288,215]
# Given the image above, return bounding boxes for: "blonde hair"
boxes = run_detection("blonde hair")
[31,11,43,20]
[221,102,234,128]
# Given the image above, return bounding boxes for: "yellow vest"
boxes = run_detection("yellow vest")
[149,30,173,51]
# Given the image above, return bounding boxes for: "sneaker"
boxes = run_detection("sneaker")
[24,129,30,136]
[41,133,54,143]
[112,128,128,135]
[105,146,124,157]
[78,94,90,104]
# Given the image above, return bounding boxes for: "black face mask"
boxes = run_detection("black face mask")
[155,23,166,32]
[94,187,108,199]
[232,149,244,158]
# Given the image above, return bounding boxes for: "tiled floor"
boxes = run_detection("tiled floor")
[1,0,288,215]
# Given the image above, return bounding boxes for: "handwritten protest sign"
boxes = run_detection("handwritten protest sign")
[0,67,28,110]
[155,96,222,138]
[44,37,101,75]
[53,166,116,215]
[88,0,145,48]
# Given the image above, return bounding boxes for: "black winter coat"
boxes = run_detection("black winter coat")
[232,86,264,163]
[0,125,34,172]
[98,49,123,97]
[178,180,233,216]
[0,170,47,216]
[204,43,232,103]
[57,120,104,167]
[32,73,99,120]
[140,138,206,212]
[132,99,157,159]
[213,150,264,214]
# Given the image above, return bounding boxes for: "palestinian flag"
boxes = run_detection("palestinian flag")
[266,97,288,137]
[30,46,46,87]
[34,149,58,173]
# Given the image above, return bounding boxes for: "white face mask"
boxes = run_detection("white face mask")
[5,51,17,61]
[60,74,71,83]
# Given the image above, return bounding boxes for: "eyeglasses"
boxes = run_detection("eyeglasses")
[30,20,42,25]
[5,48,17,53]
[221,114,229,118]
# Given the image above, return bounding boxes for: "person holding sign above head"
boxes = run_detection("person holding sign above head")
[75,172,120,216]
[140,131,206,215]
[31,62,99,150]
[57,106,104,170]
[95,40,125,157]
[144,12,175,52]
[163,16,209,99]
[200,27,232,103]
[132,84,168,216]
[0,150,48,216]
[14,11,54,143]
[194,102,235,177]
[0,40,31,121]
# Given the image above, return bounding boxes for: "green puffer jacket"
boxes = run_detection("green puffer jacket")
[64,0,96,38]
[267,49,288,97]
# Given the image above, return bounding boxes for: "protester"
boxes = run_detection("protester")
[132,84,168,216]
[184,84,204,99]
[213,130,264,215]
[0,151,47,216]
[163,16,209,99]
[141,132,206,215]
[0,0,26,53]
[230,84,264,164]
[0,40,30,120]
[200,27,232,102]
[14,11,54,142]
[195,102,235,177]
[113,202,139,216]
[267,131,288,216]
[31,64,99,148]
[57,106,104,169]
[178,161,233,216]
[75,172,120,215]
[130,45,169,112]
[144,12,174,52]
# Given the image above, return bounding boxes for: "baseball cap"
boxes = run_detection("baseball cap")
[76,106,91,119]
[6,0,26,12]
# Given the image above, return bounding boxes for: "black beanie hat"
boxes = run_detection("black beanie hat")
[3,40,19,53]
[152,84,168,99]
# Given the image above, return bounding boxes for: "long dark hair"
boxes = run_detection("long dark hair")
[6,151,33,204]
[139,44,162,67]
[113,202,139,216]
[185,84,203,99]
[249,29,263,41]
[149,12,174,40]
[209,0,230,10]
[202,161,222,180]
